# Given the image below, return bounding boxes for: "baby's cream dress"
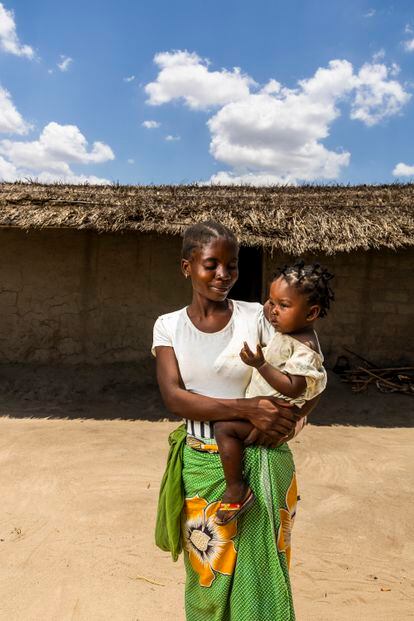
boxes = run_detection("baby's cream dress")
[246,331,327,433]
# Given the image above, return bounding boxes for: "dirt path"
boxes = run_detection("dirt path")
[0,414,413,620]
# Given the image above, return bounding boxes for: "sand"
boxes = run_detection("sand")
[0,400,413,620]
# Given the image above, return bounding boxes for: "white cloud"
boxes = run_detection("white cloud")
[392,162,414,176]
[142,120,160,129]
[127,158,134,164]
[372,49,385,62]
[207,61,353,185]
[0,121,114,183]
[208,171,297,185]
[405,24,413,35]
[363,9,376,18]
[403,38,414,52]
[165,134,180,141]
[350,62,411,125]
[145,51,411,185]
[0,86,30,134]
[0,3,34,58]
[124,75,135,82]
[57,55,73,71]
[0,153,16,179]
[145,50,255,109]
[32,171,110,184]
[389,63,400,77]
[0,78,113,184]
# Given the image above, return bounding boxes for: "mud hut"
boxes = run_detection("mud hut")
[0,182,412,397]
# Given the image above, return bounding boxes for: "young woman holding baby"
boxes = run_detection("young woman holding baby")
[152,221,334,621]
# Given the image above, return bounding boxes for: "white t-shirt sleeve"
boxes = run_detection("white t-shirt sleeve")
[151,316,173,356]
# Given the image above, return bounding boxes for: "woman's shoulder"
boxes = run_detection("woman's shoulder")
[154,306,186,323]
[153,307,187,334]
[232,299,263,317]
[152,307,188,353]
[231,300,273,344]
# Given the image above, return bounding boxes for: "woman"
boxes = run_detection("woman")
[152,221,318,621]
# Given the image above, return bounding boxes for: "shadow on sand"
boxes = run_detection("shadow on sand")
[0,368,412,428]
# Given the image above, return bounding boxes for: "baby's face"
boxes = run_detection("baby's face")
[267,277,316,333]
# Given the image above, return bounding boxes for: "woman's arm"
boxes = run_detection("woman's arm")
[155,346,300,440]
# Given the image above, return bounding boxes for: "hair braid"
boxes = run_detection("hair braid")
[181,220,238,259]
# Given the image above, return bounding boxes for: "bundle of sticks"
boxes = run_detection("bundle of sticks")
[334,349,414,396]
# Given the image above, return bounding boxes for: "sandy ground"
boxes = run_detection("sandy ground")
[0,398,413,620]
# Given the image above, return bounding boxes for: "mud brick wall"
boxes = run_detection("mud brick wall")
[0,228,190,365]
[0,227,412,369]
[263,248,414,367]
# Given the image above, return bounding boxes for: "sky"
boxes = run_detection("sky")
[0,0,413,185]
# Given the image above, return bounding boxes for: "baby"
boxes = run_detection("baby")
[214,262,334,525]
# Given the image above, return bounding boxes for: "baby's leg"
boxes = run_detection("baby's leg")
[214,420,254,521]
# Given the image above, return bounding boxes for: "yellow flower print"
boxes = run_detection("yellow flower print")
[277,472,298,569]
[183,495,238,587]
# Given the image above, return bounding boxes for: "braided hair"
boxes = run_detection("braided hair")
[182,220,239,259]
[274,261,335,318]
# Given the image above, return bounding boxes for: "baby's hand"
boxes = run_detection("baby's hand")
[240,342,266,368]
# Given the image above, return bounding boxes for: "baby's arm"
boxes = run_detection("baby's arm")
[240,342,306,399]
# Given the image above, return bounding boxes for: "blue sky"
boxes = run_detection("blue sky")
[0,0,413,184]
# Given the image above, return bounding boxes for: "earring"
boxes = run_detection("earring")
[185,273,189,279]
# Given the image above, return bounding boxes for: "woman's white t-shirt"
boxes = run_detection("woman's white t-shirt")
[152,300,272,440]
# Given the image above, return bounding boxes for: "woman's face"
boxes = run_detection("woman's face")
[182,237,239,302]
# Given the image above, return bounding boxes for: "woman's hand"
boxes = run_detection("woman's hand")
[243,428,285,448]
[243,425,296,448]
[245,396,300,443]
[245,395,320,447]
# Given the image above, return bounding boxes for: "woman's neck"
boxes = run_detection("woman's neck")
[188,293,230,319]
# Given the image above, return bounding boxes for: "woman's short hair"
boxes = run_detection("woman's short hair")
[182,220,239,259]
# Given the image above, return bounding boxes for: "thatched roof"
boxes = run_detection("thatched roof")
[0,182,413,254]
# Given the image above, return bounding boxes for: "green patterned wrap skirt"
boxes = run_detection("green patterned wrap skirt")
[182,441,297,621]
